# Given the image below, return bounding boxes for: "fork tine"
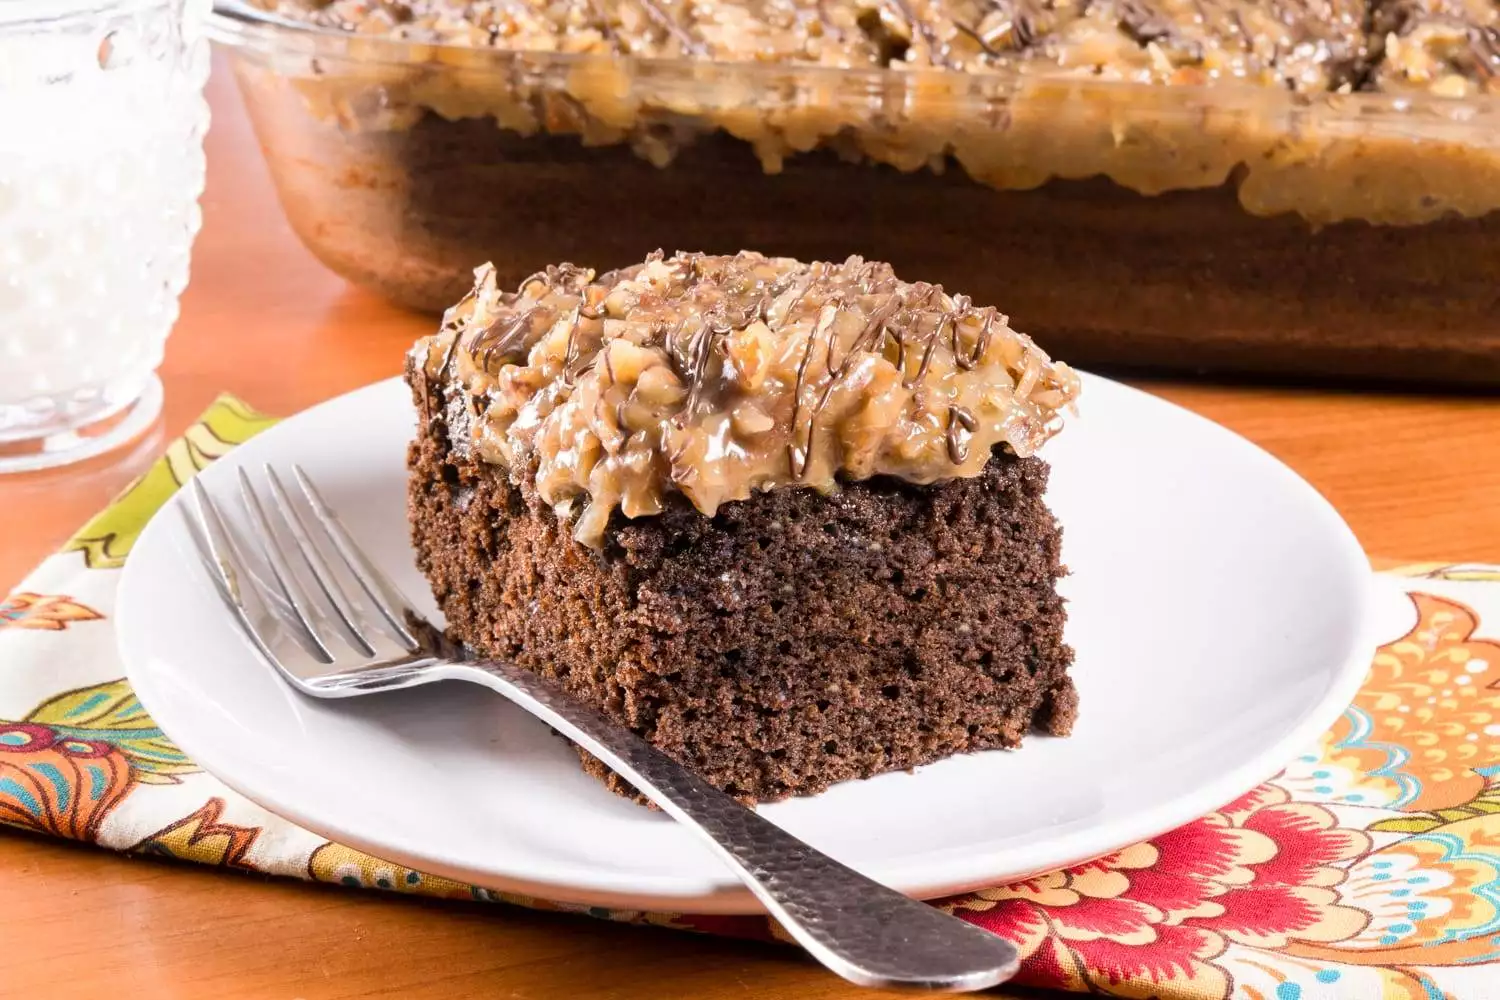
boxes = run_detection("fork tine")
[194,477,300,624]
[189,479,288,668]
[237,467,335,664]
[263,465,377,658]
[198,484,298,621]
[291,464,420,650]
[258,467,378,659]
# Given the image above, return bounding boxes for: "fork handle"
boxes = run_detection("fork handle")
[458,659,1019,992]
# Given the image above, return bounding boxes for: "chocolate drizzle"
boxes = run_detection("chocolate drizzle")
[469,305,546,372]
[1119,0,1176,46]
[601,337,618,383]
[667,431,694,475]
[960,0,1040,55]
[516,268,550,293]
[906,287,949,388]
[887,0,957,67]
[829,293,902,376]
[635,0,706,56]
[946,405,977,463]
[1470,25,1500,81]
[681,316,731,421]
[893,282,939,374]
[787,292,841,480]
[953,304,996,370]
[560,305,586,384]
[437,325,461,378]
[586,0,618,44]
[1225,6,1251,50]
[952,19,1002,56]
[775,272,1032,477]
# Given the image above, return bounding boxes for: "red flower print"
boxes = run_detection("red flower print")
[947,785,1371,998]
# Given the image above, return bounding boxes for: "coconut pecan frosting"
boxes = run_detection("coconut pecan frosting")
[411,251,1080,546]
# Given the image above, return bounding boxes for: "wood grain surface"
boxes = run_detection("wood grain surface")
[2,55,1499,1000]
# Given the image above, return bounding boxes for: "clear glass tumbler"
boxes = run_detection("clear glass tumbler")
[0,0,210,473]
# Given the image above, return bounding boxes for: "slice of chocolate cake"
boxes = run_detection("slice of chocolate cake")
[404,251,1081,802]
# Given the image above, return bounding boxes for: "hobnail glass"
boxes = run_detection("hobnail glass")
[0,0,211,472]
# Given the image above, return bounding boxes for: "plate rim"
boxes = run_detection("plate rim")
[117,372,1379,914]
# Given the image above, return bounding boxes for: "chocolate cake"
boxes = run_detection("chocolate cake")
[227,0,1500,383]
[404,251,1081,802]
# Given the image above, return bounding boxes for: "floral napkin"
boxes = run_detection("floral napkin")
[4,395,1500,1000]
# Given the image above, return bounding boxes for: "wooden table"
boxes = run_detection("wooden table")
[4,58,1500,1000]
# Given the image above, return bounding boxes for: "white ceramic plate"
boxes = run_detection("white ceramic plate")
[117,374,1376,914]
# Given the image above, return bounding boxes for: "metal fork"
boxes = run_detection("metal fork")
[188,464,1020,993]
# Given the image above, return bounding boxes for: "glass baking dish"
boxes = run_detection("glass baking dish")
[208,2,1500,383]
